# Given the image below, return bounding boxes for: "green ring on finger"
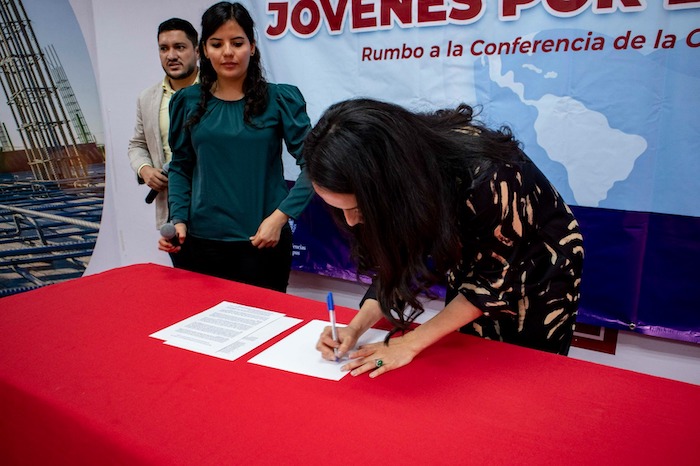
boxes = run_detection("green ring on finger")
[375,359,384,368]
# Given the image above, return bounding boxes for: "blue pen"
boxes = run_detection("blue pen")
[327,292,339,361]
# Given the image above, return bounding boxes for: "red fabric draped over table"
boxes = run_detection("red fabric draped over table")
[1,264,698,465]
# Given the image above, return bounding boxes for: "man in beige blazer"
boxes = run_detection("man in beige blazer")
[128,17,199,229]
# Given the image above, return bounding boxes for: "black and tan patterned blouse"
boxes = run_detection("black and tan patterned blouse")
[448,156,584,355]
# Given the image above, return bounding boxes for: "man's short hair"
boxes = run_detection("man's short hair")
[157,18,198,48]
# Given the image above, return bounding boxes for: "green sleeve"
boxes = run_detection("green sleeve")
[275,84,314,219]
[167,88,198,225]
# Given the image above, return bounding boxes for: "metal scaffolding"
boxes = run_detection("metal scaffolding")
[0,0,88,183]
[0,120,12,150]
[0,165,104,297]
[0,0,104,297]
[45,44,95,145]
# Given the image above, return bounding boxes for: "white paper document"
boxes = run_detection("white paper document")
[170,316,302,361]
[248,319,389,381]
[150,301,290,359]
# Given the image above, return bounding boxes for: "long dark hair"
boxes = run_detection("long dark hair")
[187,2,267,127]
[303,98,523,333]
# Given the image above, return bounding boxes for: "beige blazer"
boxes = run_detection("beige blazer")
[127,81,169,229]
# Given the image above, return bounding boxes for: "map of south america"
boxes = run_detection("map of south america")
[488,56,647,207]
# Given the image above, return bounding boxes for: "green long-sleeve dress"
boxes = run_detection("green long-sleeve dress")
[168,83,313,241]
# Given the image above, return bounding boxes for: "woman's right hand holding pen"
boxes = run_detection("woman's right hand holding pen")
[316,298,383,362]
[317,325,360,361]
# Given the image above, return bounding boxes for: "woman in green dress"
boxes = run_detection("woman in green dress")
[159,2,313,292]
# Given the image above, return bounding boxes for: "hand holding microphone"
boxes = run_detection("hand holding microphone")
[159,222,184,252]
[145,162,170,204]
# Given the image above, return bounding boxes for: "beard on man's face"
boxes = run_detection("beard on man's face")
[165,63,196,81]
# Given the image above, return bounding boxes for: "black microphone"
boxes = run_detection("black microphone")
[160,222,180,247]
[145,162,170,204]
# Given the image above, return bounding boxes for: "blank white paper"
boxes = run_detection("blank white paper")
[248,319,388,381]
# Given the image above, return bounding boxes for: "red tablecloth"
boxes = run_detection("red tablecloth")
[1,263,698,465]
